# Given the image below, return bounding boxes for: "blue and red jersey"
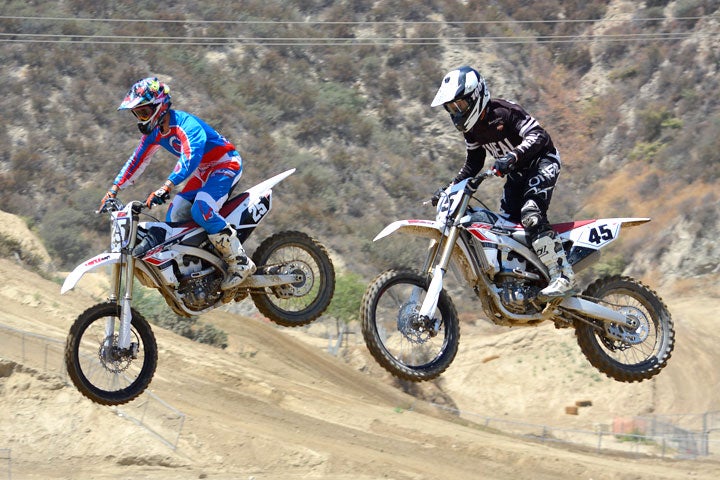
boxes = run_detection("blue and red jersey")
[114,109,239,189]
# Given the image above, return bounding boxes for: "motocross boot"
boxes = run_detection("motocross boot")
[532,232,576,300]
[208,226,256,290]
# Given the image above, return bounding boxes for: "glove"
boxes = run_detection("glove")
[492,152,518,177]
[99,186,118,212]
[431,188,443,207]
[430,183,451,206]
[145,184,172,208]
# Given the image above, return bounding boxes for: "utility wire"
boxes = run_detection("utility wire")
[0,13,716,46]
[0,31,713,46]
[0,14,714,25]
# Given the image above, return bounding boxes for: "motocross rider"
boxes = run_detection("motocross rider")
[99,77,255,290]
[431,66,575,299]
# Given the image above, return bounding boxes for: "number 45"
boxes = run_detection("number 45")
[588,224,614,245]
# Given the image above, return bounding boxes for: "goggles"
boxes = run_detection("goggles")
[131,104,156,122]
[443,98,471,115]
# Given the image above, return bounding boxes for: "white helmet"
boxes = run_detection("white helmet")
[431,66,490,132]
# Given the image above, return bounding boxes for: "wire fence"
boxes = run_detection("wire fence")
[426,403,720,460]
[322,324,720,461]
[0,449,9,480]
[0,323,185,463]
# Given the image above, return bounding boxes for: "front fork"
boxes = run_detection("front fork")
[118,255,136,350]
[103,256,136,351]
[106,211,141,351]
[416,191,471,319]
[417,225,461,319]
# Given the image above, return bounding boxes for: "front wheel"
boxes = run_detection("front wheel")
[65,302,158,406]
[251,231,335,327]
[575,276,674,382]
[361,269,459,382]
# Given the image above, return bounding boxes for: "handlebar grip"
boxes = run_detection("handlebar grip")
[467,177,482,189]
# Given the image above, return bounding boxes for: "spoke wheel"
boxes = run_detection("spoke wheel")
[251,231,335,327]
[361,269,459,382]
[65,302,158,405]
[575,276,674,382]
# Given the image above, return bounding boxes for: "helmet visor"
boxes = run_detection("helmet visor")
[132,104,156,122]
[443,98,471,115]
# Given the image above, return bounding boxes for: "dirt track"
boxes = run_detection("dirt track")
[1,255,720,479]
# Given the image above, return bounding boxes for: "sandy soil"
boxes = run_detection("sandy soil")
[1,212,719,480]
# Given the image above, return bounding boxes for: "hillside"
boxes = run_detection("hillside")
[0,0,718,295]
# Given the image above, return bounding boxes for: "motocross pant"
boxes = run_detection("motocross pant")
[166,152,243,234]
[499,150,561,243]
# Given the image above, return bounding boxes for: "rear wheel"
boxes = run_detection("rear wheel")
[251,231,335,327]
[65,302,158,405]
[361,269,459,382]
[575,276,674,382]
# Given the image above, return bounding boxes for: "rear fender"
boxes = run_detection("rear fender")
[61,252,123,294]
[558,218,650,249]
[223,169,296,230]
[556,218,650,272]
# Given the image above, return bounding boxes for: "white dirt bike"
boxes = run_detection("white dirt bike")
[62,169,335,405]
[361,170,674,383]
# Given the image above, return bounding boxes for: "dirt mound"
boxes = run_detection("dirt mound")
[0,209,51,267]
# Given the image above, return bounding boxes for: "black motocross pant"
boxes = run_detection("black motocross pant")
[499,150,561,241]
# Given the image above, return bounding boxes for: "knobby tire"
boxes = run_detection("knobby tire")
[251,230,335,327]
[65,302,158,406]
[361,269,459,382]
[575,275,674,382]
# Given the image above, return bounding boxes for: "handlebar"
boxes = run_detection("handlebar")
[96,198,149,215]
[467,169,496,189]
[96,197,122,214]
[425,169,496,206]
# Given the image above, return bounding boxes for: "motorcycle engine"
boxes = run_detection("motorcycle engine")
[498,281,541,314]
[177,267,223,311]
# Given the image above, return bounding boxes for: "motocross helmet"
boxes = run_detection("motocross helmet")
[431,66,490,132]
[118,77,172,135]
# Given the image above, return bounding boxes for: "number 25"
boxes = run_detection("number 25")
[249,203,268,222]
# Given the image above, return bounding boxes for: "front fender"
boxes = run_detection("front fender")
[373,219,483,284]
[373,220,442,242]
[61,252,122,294]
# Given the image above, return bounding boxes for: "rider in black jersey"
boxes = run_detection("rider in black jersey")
[431,66,575,299]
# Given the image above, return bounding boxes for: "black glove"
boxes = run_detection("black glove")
[431,189,442,207]
[492,152,518,177]
[431,183,451,207]
[145,184,171,208]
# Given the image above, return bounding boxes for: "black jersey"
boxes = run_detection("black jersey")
[452,98,557,183]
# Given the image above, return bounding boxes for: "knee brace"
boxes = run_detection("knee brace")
[520,200,551,240]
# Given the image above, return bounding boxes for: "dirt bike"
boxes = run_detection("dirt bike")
[61,168,335,405]
[361,170,674,383]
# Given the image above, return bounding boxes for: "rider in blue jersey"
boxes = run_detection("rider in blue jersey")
[99,77,255,290]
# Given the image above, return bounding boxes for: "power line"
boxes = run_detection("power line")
[0,31,714,46]
[0,14,715,26]
[1,13,716,47]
